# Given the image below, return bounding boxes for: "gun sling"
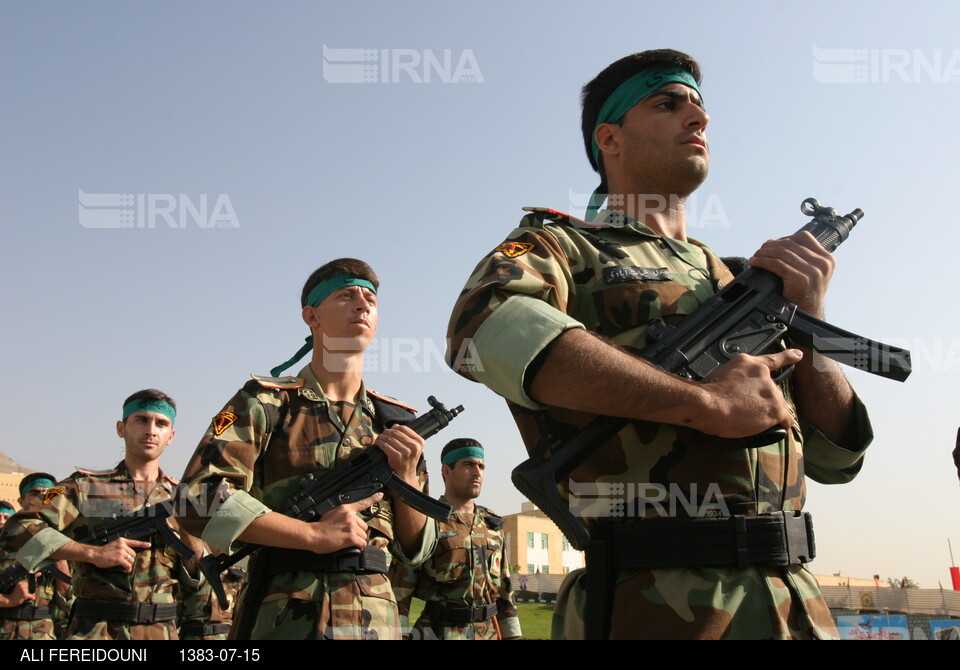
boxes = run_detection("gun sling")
[0,604,51,620]
[584,511,815,639]
[72,599,178,624]
[423,600,497,625]
[260,545,387,577]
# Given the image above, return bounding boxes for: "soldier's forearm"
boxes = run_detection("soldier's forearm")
[791,347,857,448]
[50,541,101,566]
[528,329,714,426]
[391,496,428,558]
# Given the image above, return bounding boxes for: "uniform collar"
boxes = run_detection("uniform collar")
[595,208,713,269]
[114,459,178,486]
[295,365,374,415]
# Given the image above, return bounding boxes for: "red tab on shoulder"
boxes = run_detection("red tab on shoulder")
[366,389,418,414]
[249,374,305,389]
[522,206,609,229]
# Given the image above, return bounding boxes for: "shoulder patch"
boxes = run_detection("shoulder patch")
[249,373,305,389]
[366,389,417,414]
[494,241,535,258]
[212,411,238,436]
[521,206,607,230]
[43,487,66,505]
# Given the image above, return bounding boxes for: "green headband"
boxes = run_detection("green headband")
[442,446,485,467]
[586,65,703,221]
[305,271,377,308]
[271,271,377,377]
[0,502,14,514]
[122,398,176,424]
[20,477,55,498]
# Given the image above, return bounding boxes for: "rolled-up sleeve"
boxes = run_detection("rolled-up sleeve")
[802,391,873,484]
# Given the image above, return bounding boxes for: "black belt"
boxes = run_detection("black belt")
[72,599,178,624]
[0,605,51,621]
[584,511,815,640]
[594,510,816,569]
[423,600,497,625]
[180,622,232,637]
[261,546,387,577]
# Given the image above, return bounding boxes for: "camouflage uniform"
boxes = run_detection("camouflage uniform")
[0,550,71,640]
[391,497,520,639]
[446,207,873,640]
[179,565,244,640]
[178,365,437,640]
[0,461,201,640]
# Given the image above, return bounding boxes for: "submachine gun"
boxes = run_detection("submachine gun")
[512,198,913,551]
[0,498,195,595]
[202,395,464,608]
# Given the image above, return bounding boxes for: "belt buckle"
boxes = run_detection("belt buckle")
[782,511,814,564]
[732,514,749,568]
[135,602,157,624]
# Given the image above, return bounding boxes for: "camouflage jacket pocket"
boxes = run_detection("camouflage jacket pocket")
[591,279,698,342]
[431,532,469,584]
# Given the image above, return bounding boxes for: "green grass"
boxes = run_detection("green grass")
[407,599,555,640]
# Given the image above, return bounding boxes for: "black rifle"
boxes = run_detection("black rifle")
[0,562,71,596]
[512,198,912,551]
[0,499,194,595]
[204,395,463,610]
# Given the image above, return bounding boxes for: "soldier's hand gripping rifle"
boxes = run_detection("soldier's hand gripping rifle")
[0,561,71,596]
[201,395,464,608]
[512,198,913,551]
[0,499,194,595]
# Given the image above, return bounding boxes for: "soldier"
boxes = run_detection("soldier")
[391,439,520,640]
[446,49,873,639]
[0,502,13,527]
[178,258,436,640]
[0,390,204,640]
[0,473,72,640]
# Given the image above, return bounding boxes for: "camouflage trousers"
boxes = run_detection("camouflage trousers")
[409,615,500,640]
[552,566,840,640]
[234,571,402,640]
[65,617,179,640]
[0,616,57,641]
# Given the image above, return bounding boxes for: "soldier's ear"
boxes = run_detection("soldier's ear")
[116,420,125,438]
[302,305,317,328]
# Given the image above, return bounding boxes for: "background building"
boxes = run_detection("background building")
[502,502,583,579]
[0,450,30,511]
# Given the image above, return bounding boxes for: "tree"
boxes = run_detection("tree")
[886,576,919,589]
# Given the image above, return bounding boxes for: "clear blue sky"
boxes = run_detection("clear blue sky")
[2,1,958,588]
